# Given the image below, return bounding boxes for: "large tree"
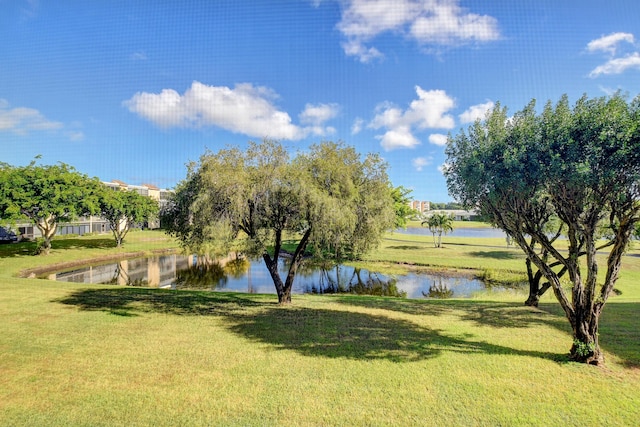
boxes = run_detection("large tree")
[97,186,159,247]
[445,93,640,364]
[162,140,395,304]
[0,161,101,254]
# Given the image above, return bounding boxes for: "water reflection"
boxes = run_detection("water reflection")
[45,253,493,298]
[304,265,406,297]
[422,277,454,299]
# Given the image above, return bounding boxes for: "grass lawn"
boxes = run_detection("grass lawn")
[1,231,639,425]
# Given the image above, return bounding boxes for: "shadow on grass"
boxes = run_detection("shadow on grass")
[538,302,640,369]
[56,288,263,316]
[52,237,116,250]
[335,296,640,368]
[0,237,116,259]
[333,296,567,330]
[468,250,523,260]
[56,287,562,363]
[386,245,425,250]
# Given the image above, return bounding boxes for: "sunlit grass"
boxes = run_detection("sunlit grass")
[1,231,639,425]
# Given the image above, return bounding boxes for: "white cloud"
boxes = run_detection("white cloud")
[130,51,148,61]
[459,101,494,123]
[412,156,432,171]
[65,130,85,141]
[376,126,420,150]
[124,81,337,140]
[369,86,455,151]
[589,52,640,77]
[587,32,635,55]
[0,99,64,135]
[336,0,500,62]
[299,103,340,125]
[428,133,448,146]
[351,117,365,134]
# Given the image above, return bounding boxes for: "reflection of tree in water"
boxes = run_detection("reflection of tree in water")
[174,256,228,290]
[309,265,406,297]
[104,261,149,287]
[422,277,454,299]
[223,254,250,279]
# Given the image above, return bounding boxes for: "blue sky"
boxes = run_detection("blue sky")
[1,0,639,202]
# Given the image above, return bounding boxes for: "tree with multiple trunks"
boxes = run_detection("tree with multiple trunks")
[97,185,159,247]
[0,160,101,255]
[445,93,640,364]
[162,140,395,304]
[421,212,454,248]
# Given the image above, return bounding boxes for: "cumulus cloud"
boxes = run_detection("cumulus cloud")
[428,133,448,146]
[587,32,635,56]
[589,52,640,78]
[336,0,500,62]
[459,100,494,123]
[0,99,64,135]
[369,86,455,151]
[124,81,338,140]
[412,156,432,171]
[587,32,640,78]
[351,117,365,134]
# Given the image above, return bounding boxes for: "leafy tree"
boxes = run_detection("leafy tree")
[445,93,640,364]
[0,161,101,254]
[390,185,415,228]
[97,186,159,247]
[162,140,395,304]
[421,212,454,248]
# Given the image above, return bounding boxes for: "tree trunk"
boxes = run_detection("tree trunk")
[570,311,603,364]
[524,258,551,307]
[262,252,289,304]
[35,215,57,255]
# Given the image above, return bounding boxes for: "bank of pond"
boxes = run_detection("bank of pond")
[42,253,524,299]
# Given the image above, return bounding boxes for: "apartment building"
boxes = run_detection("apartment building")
[409,200,431,214]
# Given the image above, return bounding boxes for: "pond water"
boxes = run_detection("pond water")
[396,226,507,238]
[43,254,509,299]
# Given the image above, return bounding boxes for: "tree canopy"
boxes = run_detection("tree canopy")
[97,186,159,247]
[390,185,416,228]
[445,93,640,364]
[0,161,101,254]
[162,140,395,303]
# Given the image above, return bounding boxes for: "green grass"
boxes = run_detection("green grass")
[1,231,639,425]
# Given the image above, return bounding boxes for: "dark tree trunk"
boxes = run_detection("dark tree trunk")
[524,259,551,307]
[262,227,312,304]
[569,310,603,365]
[262,252,288,304]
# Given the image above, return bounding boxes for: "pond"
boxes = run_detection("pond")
[43,253,514,299]
[396,226,507,238]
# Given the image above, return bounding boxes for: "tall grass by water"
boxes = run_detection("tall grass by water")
[1,230,639,425]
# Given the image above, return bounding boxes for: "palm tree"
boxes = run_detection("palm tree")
[421,212,454,248]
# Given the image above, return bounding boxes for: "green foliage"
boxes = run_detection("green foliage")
[445,92,640,363]
[162,140,395,302]
[421,212,454,248]
[97,186,159,247]
[572,339,596,358]
[0,160,102,255]
[390,185,415,228]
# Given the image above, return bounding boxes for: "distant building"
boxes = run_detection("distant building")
[14,180,172,240]
[409,200,431,213]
